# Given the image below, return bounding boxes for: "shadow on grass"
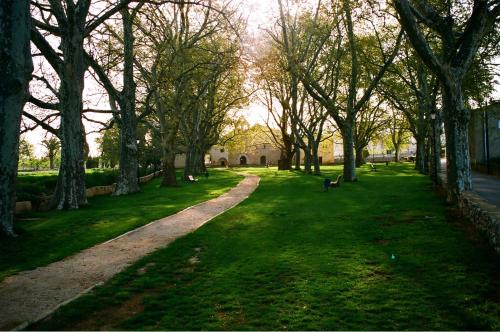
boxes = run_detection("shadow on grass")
[0,170,243,282]
[30,164,500,331]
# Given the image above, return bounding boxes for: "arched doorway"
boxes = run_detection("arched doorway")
[239,156,247,165]
[260,155,266,166]
[218,158,228,167]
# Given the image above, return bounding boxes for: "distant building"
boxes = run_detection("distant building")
[208,139,340,167]
[469,101,500,175]
[173,133,420,169]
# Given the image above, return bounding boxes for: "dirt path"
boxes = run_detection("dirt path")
[0,174,260,331]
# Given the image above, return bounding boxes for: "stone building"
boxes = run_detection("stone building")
[174,134,419,168]
[207,139,339,167]
[469,101,500,175]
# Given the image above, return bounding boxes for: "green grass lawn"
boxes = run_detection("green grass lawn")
[31,164,500,330]
[0,169,243,282]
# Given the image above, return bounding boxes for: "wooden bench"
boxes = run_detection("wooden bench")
[330,174,343,188]
[369,163,377,172]
[187,175,198,182]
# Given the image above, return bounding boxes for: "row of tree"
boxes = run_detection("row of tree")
[1,0,498,237]
[253,0,498,201]
[0,0,246,237]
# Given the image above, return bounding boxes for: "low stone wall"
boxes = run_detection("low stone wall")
[15,170,163,214]
[86,184,117,198]
[139,171,162,183]
[458,192,500,254]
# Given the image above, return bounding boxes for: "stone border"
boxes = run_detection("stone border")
[458,192,500,254]
[15,171,163,214]
[438,172,500,254]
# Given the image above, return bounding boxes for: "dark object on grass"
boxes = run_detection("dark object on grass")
[323,178,331,191]
[385,161,389,166]
[205,171,209,178]
[370,163,377,172]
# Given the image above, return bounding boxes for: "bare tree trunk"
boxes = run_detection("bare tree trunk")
[49,155,54,170]
[394,144,400,162]
[51,21,88,209]
[294,143,301,170]
[0,0,32,236]
[183,148,199,179]
[311,140,321,175]
[424,137,430,174]
[160,130,178,187]
[312,156,320,174]
[187,147,207,175]
[279,151,292,170]
[415,133,425,173]
[430,115,442,183]
[161,149,177,187]
[355,145,365,167]
[199,152,207,173]
[53,109,87,209]
[342,123,357,182]
[52,58,87,209]
[442,82,472,202]
[114,8,139,196]
[303,145,312,174]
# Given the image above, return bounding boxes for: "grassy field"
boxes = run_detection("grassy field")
[0,170,243,282]
[31,164,500,330]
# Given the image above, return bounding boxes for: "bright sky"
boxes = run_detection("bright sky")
[26,0,277,158]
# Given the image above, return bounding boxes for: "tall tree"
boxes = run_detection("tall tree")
[387,110,411,162]
[0,0,33,236]
[180,32,246,179]
[393,0,500,202]
[353,101,389,167]
[86,4,144,195]
[134,1,215,186]
[379,42,440,174]
[30,0,133,209]
[278,0,402,181]
[254,44,297,170]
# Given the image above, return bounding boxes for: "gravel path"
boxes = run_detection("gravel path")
[0,174,260,331]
